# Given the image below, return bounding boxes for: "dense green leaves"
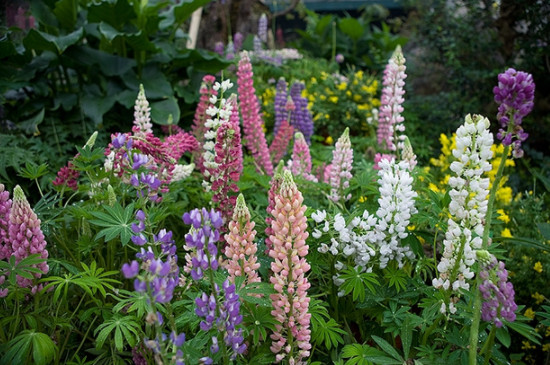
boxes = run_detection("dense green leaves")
[89,202,135,245]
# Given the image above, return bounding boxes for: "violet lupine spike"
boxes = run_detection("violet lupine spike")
[192,75,218,173]
[329,128,353,203]
[269,170,312,364]
[479,255,517,328]
[265,162,285,253]
[237,51,273,176]
[210,95,244,223]
[273,78,288,135]
[493,68,535,159]
[269,119,294,164]
[233,32,244,54]
[8,185,49,291]
[0,184,12,261]
[289,81,314,144]
[291,132,317,182]
[377,45,406,153]
[224,194,261,287]
[132,84,153,136]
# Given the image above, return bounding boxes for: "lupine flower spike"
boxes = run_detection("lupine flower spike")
[192,75,218,173]
[493,68,535,158]
[290,132,317,182]
[329,127,353,203]
[377,45,406,153]
[269,170,311,364]
[237,51,273,175]
[265,161,285,253]
[224,194,261,286]
[432,114,493,314]
[290,81,314,144]
[273,78,288,134]
[0,184,12,261]
[132,84,153,136]
[269,119,294,163]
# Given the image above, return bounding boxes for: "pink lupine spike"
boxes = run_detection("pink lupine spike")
[162,131,199,161]
[329,127,353,202]
[0,184,12,260]
[268,170,311,364]
[237,51,274,176]
[210,95,244,223]
[52,161,80,191]
[8,185,49,290]
[224,194,261,286]
[269,119,294,163]
[290,132,316,182]
[265,161,285,253]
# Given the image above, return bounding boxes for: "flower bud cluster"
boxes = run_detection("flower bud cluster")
[328,128,353,203]
[432,114,493,313]
[479,256,517,327]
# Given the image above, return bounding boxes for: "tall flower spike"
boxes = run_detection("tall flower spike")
[0,184,12,260]
[224,194,261,286]
[258,13,268,43]
[8,186,49,290]
[269,119,294,163]
[290,132,317,182]
[377,45,406,153]
[273,78,288,135]
[289,82,314,144]
[432,114,493,314]
[329,127,353,203]
[269,170,311,364]
[192,75,218,173]
[133,84,153,136]
[401,135,417,170]
[237,51,273,175]
[265,161,285,253]
[493,68,535,158]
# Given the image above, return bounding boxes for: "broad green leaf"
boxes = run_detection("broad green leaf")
[151,97,180,125]
[24,28,84,54]
[496,326,511,348]
[31,332,57,365]
[402,315,413,359]
[371,335,403,362]
[339,18,364,41]
[17,108,45,136]
[67,46,136,76]
[87,0,136,28]
[53,0,78,30]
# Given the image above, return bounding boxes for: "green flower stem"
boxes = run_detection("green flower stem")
[482,325,497,365]
[468,144,510,365]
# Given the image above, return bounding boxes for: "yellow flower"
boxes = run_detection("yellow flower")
[428,183,440,193]
[525,308,536,320]
[353,94,362,102]
[358,196,367,203]
[522,340,536,350]
[355,70,364,79]
[372,98,380,107]
[357,104,369,111]
[546,327,550,337]
[310,77,317,84]
[501,228,512,238]
[325,136,334,145]
[534,261,543,273]
[533,292,545,305]
[496,209,510,224]
[337,82,347,91]
[346,90,352,97]
[543,343,550,352]
[329,96,338,103]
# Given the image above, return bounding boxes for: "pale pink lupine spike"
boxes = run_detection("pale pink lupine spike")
[224,194,261,286]
[265,161,285,253]
[269,119,294,163]
[268,170,312,364]
[0,184,12,260]
[237,51,274,176]
[329,127,353,202]
[8,186,49,290]
[132,84,153,136]
[377,45,406,153]
[290,132,316,182]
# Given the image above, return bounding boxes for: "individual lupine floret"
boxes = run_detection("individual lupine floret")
[8,185,49,290]
[237,51,273,175]
[209,94,243,222]
[265,162,285,253]
[269,119,294,163]
[290,132,317,182]
[493,68,535,158]
[478,253,517,328]
[0,184,13,260]
[374,158,417,269]
[377,45,406,153]
[268,170,312,364]
[289,81,314,144]
[432,114,493,314]
[273,78,288,134]
[224,194,261,286]
[328,127,353,203]
[132,84,153,136]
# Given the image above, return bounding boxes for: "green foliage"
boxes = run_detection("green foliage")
[94,314,142,352]
[338,267,379,302]
[89,202,136,245]
[0,330,57,365]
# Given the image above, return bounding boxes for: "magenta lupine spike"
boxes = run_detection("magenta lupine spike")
[8,185,49,290]
[0,184,12,260]
[290,132,316,182]
[268,170,311,364]
[237,51,274,176]
[162,132,199,161]
[377,45,406,153]
[210,95,244,223]
[269,119,294,163]
[224,194,261,286]
[329,128,353,202]
[493,68,535,158]
[192,75,218,173]
[265,162,285,253]
[52,161,80,191]
[132,84,153,136]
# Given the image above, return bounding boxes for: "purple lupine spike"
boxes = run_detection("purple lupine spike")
[233,32,244,53]
[258,13,268,43]
[479,256,518,327]
[0,184,12,260]
[289,81,314,144]
[493,68,535,159]
[273,78,288,135]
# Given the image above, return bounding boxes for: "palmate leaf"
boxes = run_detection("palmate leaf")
[312,317,346,350]
[243,305,277,346]
[89,202,135,245]
[383,264,409,293]
[339,267,379,302]
[94,314,142,352]
[341,343,397,365]
[0,330,57,365]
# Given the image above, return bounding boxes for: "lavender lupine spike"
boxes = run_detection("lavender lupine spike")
[273,78,288,134]
[329,128,353,203]
[8,186,49,291]
[133,84,153,136]
[233,32,244,53]
[237,51,273,175]
[290,81,314,144]
[290,132,317,182]
[493,68,535,158]
[377,45,406,153]
[0,184,12,260]
[258,13,268,43]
